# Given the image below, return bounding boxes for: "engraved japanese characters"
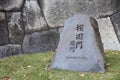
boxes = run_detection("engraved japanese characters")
[51,14,105,72]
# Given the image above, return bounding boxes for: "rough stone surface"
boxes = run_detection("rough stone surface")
[0,44,22,58]
[0,0,24,11]
[22,29,60,54]
[97,17,120,50]
[40,0,119,28]
[110,12,120,43]
[98,0,117,17]
[116,0,120,11]
[40,0,97,28]
[7,12,24,44]
[23,0,48,33]
[51,14,105,72]
[0,13,8,46]
[58,27,64,34]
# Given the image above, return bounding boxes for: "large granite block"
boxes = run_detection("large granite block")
[97,17,120,50]
[22,29,60,53]
[51,14,105,72]
[23,0,48,33]
[98,0,117,17]
[40,0,98,28]
[110,12,120,43]
[7,12,24,44]
[40,0,118,28]
[0,0,24,11]
[0,44,22,58]
[0,13,8,46]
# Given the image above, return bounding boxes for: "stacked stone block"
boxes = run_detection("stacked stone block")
[0,0,120,58]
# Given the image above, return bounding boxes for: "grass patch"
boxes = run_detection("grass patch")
[0,51,120,80]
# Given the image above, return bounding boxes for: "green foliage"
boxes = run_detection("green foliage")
[0,51,120,80]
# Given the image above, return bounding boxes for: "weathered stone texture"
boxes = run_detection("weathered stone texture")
[7,12,24,44]
[23,0,48,33]
[97,17,120,50]
[40,0,97,28]
[0,13,8,46]
[110,12,120,43]
[58,27,64,34]
[116,0,120,11]
[98,0,117,17]
[40,0,119,28]
[0,0,24,11]
[0,44,22,58]
[22,29,60,53]
[51,14,105,72]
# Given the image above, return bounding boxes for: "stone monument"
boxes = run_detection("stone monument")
[51,14,105,72]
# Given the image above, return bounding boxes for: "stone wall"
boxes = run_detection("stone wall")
[0,0,120,58]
